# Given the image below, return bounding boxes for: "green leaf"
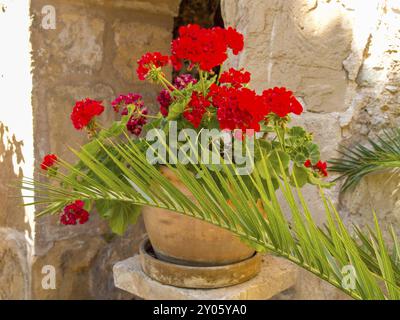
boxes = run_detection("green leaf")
[294,152,307,165]
[269,150,290,172]
[288,126,306,138]
[167,97,190,120]
[307,173,335,188]
[329,128,400,192]
[292,164,308,187]
[254,139,272,160]
[142,116,163,133]
[258,139,272,154]
[240,236,268,253]
[306,142,320,164]
[21,135,400,300]
[82,140,100,155]
[96,200,142,235]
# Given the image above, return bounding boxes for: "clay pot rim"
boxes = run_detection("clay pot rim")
[140,237,259,270]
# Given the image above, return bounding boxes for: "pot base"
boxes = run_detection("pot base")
[140,238,262,289]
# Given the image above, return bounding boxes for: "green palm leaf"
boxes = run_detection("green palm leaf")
[329,129,400,191]
[21,137,400,300]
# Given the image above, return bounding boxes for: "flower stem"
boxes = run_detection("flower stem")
[275,124,286,151]
[217,65,223,84]
[199,69,207,96]
[158,74,184,97]
[141,114,161,119]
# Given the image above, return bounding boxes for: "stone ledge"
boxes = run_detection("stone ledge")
[113,254,298,300]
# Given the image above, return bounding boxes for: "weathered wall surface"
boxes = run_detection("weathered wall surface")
[29,0,180,299]
[0,0,179,300]
[0,0,33,300]
[2,0,399,300]
[222,0,400,299]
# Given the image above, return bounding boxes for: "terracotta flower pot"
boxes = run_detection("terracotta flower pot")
[142,167,255,266]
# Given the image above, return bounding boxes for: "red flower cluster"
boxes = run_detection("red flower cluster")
[112,93,144,113]
[126,109,148,136]
[60,200,90,225]
[219,68,251,88]
[183,92,211,128]
[41,154,57,170]
[304,160,328,177]
[171,24,244,71]
[71,98,105,130]
[157,74,197,117]
[157,90,172,117]
[112,93,148,136]
[262,87,303,118]
[174,73,198,89]
[209,85,268,132]
[137,52,169,80]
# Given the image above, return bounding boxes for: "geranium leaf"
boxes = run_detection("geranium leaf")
[167,97,190,120]
[306,142,320,164]
[292,164,308,187]
[269,150,290,172]
[96,200,142,235]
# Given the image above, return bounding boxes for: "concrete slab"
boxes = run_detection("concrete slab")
[113,254,298,300]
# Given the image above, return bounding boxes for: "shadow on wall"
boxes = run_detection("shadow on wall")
[0,122,31,299]
[0,122,28,231]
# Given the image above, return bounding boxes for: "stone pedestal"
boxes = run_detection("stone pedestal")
[113,254,297,300]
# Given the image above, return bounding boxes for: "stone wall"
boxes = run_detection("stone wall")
[0,0,34,300]
[222,0,400,299]
[0,0,180,299]
[29,0,180,300]
[2,0,400,300]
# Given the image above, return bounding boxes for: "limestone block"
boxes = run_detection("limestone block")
[222,0,354,113]
[340,172,400,241]
[31,234,107,299]
[113,254,297,300]
[82,0,180,16]
[42,84,115,162]
[31,217,146,300]
[90,219,146,300]
[113,21,173,84]
[33,211,110,256]
[0,228,30,300]
[31,7,105,76]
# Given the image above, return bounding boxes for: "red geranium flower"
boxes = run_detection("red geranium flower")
[157,89,172,117]
[70,98,105,130]
[60,200,90,225]
[136,52,169,80]
[112,93,147,136]
[304,159,328,177]
[219,68,251,88]
[224,27,244,55]
[41,154,57,170]
[262,87,303,118]
[304,159,312,168]
[171,25,244,72]
[126,108,148,136]
[157,74,197,117]
[315,160,328,177]
[183,92,211,128]
[209,85,268,132]
[112,93,143,113]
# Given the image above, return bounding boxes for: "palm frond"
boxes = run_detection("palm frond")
[329,128,400,192]
[21,137,400,300]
